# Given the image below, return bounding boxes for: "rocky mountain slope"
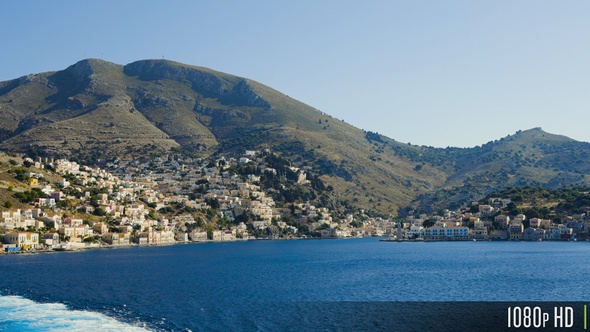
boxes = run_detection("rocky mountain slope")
[404,128,590,213]
[1,59,590,215]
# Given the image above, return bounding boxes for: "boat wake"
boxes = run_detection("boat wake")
[0,295,151,331]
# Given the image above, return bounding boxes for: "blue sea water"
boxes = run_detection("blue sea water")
[1,238,590,331]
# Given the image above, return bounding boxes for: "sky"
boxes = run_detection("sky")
[1,1,589,148]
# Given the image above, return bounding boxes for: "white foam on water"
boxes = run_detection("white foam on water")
[0,295,151,331]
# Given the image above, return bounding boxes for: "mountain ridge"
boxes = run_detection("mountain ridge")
[1,59,590,216]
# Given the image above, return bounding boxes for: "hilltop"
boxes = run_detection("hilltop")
[406,128,590,214]
[2,59,590,215]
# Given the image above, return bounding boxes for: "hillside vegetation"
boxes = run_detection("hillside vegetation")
[478,186,590,221]
[2,59,590,215]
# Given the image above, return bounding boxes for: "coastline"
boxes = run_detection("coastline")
[4,234,587,257]
[0,236,352,256]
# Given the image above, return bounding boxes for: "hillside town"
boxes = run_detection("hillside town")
[0,150,389,252]
[394,199,586,242]
[0,150,588,253]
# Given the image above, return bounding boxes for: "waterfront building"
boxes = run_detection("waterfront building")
[551,227,573,240]
[3,232,39,249]
[43,233,60,248]
[508,224,524,240]
[102,233,130,246]
[472,227,488,240]
[523,228,545,241]
[423,225,469,240]
[489,230,508,240]
[405,225,424,239]
[444,226,470,240]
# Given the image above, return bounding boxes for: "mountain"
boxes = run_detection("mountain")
[404,128,590,213]
[1,59,590,216]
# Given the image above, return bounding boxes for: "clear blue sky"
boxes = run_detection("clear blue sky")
[2,1,589,148]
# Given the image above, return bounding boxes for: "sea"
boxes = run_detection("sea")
[1,238,590,331]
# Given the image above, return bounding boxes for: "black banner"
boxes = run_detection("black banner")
[248,302,590,332]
